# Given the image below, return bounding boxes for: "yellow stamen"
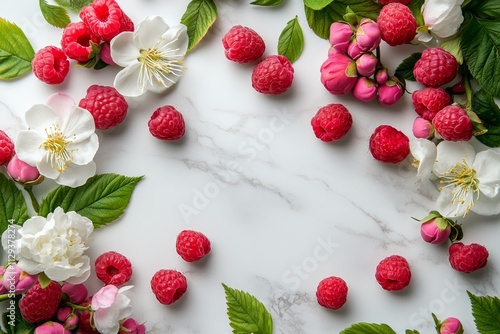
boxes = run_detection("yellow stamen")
[41,124,75,173]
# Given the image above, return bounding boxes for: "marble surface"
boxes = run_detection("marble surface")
[1,1,499,333]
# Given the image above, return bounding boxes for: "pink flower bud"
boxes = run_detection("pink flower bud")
[375,68,388,85]
[99,43,116,66]
[356,52,377,77]
[378,78,403,106]
[62,283,88,304]
[352,77,377,102]
[347,40,363,59]
[34,321,71,334]
[0,266,7,294]
[56,307,72,322]
[7,155,41,184]
[64,313,79,330]
[421,219,451,244]
[2,263,37,294]
[355,18,381,52]
[119,318,146,334]
[329,22,354,54]
[412,117,435,139]
[440,317,464,334]
[320,53,358,95]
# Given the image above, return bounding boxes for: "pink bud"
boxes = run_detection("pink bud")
[329,22,354,54]
[7,155,41,184]
[34,321,71,334]
[347,40,363,59]
[0,266,7,294]
[412,117,434,139]
[421,219,451,244]
[119,318,146,334]
[352,77,377,102]
[355,18,381,52]
[440,317,464,334]
[2,263,37,294]
[62,283,88,304]
[356,52,377,77]
[378,79,403,106]
[320,53,358,95]
[56,307,72,322]
[375,68,388,85]
[64,313,79,330]
[99,43,116,66]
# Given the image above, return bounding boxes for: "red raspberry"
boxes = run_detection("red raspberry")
[432,105,473,141]
[316,276,348,310]
[449,242,489,273]
[0,130,15,165]
[19,281,62,323]
[94,251,133,285]
[379,0,411,4]
[251,55,294,95]
[80,0,133,43]
[79,85,128,130]
[61,22,100,62]
[369,125,410,164]
[412,87,451,121]
[377,3,417,46]
[150,269,188,305]
[413,48,458,87]
[32,46,70,85]
[375,255,411,291]
[176,230,211,262]
[76,298,99,334]
[222,25,265,63]
[148,105,186,140]
[311,104,353,142]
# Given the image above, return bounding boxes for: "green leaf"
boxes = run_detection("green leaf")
[181,0,217,52]
[395,52,421,81]
[0,174,29,235]
[38,272,51,289]
[39,174,143,228]
[470,0,500,19]
[0,18,35,80]
[54,0,92,12]
[408,0,425,26]
[468,291,500,333]
[340,322,397,334]
[278,16,304,63]
[251,0,285,6]
[440,35,463,64]
[461,13,500,98]
[39,0,71,28]
[222,283,273,334]
[304,0,334,10]
[405,330,420,334]
[472,89,500,147]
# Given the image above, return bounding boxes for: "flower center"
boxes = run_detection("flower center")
[138,37,185,90]
[42,124,75,173]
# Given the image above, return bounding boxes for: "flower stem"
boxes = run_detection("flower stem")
[0,294,11,302]
[462,66,473,111]
[23,185,39,214]
[67,302,92,311]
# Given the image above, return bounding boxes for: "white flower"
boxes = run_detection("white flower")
[15,93,99,188]
[418,0,464,44]
[92,285,133,334]
[410,138,437,180]
[111,16,188,97]
[2,207,94,284]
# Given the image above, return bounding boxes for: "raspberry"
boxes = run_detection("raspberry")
[19,281,62,323]
[148,105,186,140]
[94,251,133,285]
[379,0,411,4]
[150,269,187,305]
[432,105,473,141]
[80,0,132,43]
[61,21,100,62]
[176,230,211,262]
[311,104,353,142]
[412,87,451,121]
[316,276,348,310]
[413,48,458,87]
[375,255,411,291]
[32,46,70,85]
[449,242,489,273]
[0,130,15,165]
[369,125,410,164]
[79,85,128,130]
[222,25,265,63]
[377,3,417,46]
[76,298,99,334]
[251,55,294,95]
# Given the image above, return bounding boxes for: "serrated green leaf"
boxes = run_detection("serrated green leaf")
[0,18,35,80]
[461,13,500,98]
[39,0,71,28]
[54,0,92,12]
[340,322,397,334]
[468,291,500,333]
[222,283,273,334]
[440,35,463,64]
[0,174,29,235]
[251,0,285,6]
[470,0,500,19]
[395,52,421,81]
[304,0,334,10]
[408,0,425,26]
[278,17,304,63]
[38,174,143,228]
[472,89,500,147]
[181,0,217,52]
[405,330,420,334]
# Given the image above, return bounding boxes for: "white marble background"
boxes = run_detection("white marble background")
[1,1,499,333]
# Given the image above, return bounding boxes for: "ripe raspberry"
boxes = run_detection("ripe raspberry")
[148,105,185,140]
[80,0,133,43]
[316,276,348,310]
[375,255,411,291]
[369,125,410,164]
[311,104,353,142]
[379,0,411,4]
[377,3,417,46]
[150,269,188,305]
[432,105,473,141]
[449,242,489,273]
[19,281,62,323]
[0,130,15,165]
[94,251,133,285]
[251,55,294,95]
[61,21,100,62]
[412,87,451,121]
[222,25,265,63]
[413,48,459,87]
[176,230,211,262]
[79,84,128,130]
[32,46,70,85]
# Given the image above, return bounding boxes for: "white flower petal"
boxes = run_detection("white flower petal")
[159,24,189,57]
[145,71,179,93]
[133,16,169,50]
[25,104,58,131]
[92,285,119,309]
[472,193,500,216]
[45,93,76,119]
[114,63,145,97]
[410,139,437,180]
[433,141,475,176]
[111,31,139,67]
[15,131,46,165]
[55,161,96,187]
[71,134,99,165]
[61,107,96,144]
[436,189,468,218]
[37,153,62,179]
[475,150,500,198]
